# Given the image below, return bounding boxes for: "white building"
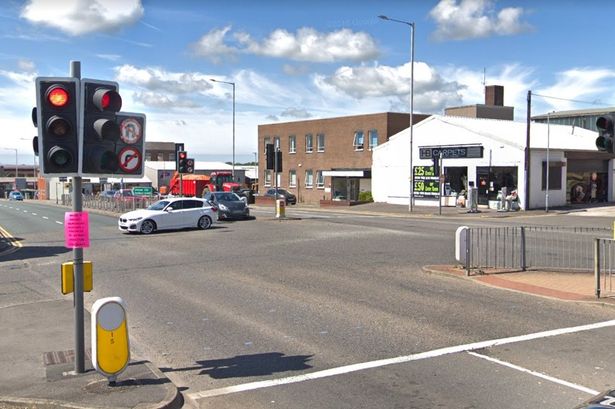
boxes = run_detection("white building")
[372,115,609,210]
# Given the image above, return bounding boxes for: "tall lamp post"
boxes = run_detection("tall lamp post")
[379,15,415,212]
[210,78,236,179]
[1,147,18,179]
[546,112,551,212]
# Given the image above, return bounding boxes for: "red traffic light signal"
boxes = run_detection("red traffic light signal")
[35,77,79,176]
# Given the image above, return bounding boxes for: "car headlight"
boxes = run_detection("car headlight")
[219,204,228,211]
[128,217,143,221]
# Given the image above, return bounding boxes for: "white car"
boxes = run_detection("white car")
[118,197,217,234]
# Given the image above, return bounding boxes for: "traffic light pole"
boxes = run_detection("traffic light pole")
[70,60,86,374]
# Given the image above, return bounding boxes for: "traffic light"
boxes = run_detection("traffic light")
[596,115,615,153]
[265,143,274,170]
[178,151,189,173]
[175,143,185,171]
[35,77,79,176]
[80,79,145,177]
[185,158,195,174]
[275,150,283,172]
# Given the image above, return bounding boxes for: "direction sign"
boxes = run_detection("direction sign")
[118,147,142,173]
[132,187,153,196]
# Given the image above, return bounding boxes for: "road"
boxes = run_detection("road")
[1,200,615,408]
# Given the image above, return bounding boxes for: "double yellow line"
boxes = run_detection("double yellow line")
[0,225,22,257]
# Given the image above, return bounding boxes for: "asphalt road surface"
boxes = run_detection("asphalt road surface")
[1,200,615,408]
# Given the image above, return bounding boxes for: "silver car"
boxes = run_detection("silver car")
[118,197,218,234]
[203,192,250,220]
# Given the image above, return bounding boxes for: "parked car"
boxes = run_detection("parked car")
[118,197,218,234]
[114,189,135,200]
[8,191,24,201]
[263,188,297,205]
[204,191,250,220]
[236,188,256,204]
[100,190,116,199]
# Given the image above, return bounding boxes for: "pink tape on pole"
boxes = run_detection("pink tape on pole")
[64,211,90,248]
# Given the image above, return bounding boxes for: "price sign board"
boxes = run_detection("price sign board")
[413,166,440,197]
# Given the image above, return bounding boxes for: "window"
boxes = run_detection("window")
[353,131,364,151]
[274,136,280,150]
[306,133,313,153]
[317,133,325,152]
[289,135,296,153]
[316,170,324,188]
[369,129,378,150]
[305,170,313,188]
[263,137,271,153]
[541,161,562,190]
[289,170,297,187]
[265,170,272,186]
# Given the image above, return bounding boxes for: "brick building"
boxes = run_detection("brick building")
[258,112,429,205]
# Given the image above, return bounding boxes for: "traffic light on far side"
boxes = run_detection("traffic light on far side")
[35,77,79,176]
[265,143,274,170]
[178,151,189,173]
[596,115,615,153]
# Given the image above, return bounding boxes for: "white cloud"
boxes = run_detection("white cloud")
[192,26,379,63]
[96,54,122,61]
[280,107,312,119]
[132,91,201,109]
[17,59,36,73]
[319,62,463,113]
[115,65,213,95]
[429,0,530,41]
[537,68,615,111]
[21,0,143,36]
[191,26,238,64]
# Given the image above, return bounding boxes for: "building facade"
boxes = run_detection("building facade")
[533,107,615,132]
[257,112,429,205]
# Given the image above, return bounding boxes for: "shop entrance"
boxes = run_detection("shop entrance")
[332,177,360,201]
[567,157,609,204]
[476,166,517,205]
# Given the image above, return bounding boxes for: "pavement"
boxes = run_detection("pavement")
[1,199,615,408]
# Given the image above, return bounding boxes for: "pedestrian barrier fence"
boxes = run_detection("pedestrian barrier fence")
[594,238,615,299]
[456,225,612,276]
[62,194,159,213]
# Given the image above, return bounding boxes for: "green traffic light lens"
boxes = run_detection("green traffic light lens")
[48,146,72,167]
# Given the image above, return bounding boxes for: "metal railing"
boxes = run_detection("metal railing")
[61,194,159,213]
[594,238,615,298]
[464,225,612,275]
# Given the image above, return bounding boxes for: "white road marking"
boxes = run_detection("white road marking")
[188,319,615,400]
[468,351,599,395]
[31,213,37,216]
[55,221,63,225]
[42,216,49,220]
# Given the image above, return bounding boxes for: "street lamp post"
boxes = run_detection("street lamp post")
[210,78,236,179]
[1,148,18,180]
[546,112,551,212]
[379,15,415,212]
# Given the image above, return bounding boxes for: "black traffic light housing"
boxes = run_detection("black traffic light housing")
[178,151,192,173]
[596,115,615,153]
[80,79,145,177]
[432,157,440,176]
[265,143,274,170]
[175,143,185,171]
[35,77,80,176]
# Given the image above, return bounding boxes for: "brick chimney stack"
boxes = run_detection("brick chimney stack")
[485,85,504,106]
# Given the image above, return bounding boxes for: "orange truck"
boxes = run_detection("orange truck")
[167,171,241,197]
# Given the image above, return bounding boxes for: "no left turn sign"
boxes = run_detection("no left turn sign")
[118,147,142,173]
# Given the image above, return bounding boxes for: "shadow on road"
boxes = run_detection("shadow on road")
[0,243,71,261]
[160,352,313,379]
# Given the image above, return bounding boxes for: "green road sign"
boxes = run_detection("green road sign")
[132,187,153,196]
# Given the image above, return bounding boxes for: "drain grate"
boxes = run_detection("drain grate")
[44,349,92,366]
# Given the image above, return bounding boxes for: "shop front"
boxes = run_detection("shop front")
[566,154,609,204]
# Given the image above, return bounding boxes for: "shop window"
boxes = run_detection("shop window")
[289,170,297,187]
[305,170,313,188]
[306,134,313,153]
[541,162,562,190]
[369,129,378,150]
[289,135,296,153]
[353,131,364,151]
[317,133,325,152]
[316,170,324,188]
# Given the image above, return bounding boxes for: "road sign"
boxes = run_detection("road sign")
[132,186,153,196]
[118,147,141,173]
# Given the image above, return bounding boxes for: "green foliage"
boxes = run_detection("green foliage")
[358,191,373,202]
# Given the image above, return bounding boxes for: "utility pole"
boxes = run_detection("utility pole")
[525,90,531,211]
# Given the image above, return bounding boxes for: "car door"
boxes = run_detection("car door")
[181,199,203,227]
[159,200,185,230]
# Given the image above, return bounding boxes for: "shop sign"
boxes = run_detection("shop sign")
[419,146,483,160]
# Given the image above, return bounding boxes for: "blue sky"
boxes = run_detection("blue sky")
[1,0,615,165]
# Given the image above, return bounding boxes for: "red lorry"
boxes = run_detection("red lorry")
[167,171,240,197]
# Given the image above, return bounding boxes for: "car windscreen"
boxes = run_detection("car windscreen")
[148,200,170,211]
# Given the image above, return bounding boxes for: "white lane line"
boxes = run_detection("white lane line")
[468,351,599,395]
[188,319,615,401]
[55,221,63,225]
[31,213,37,216]
[42,216,49,220]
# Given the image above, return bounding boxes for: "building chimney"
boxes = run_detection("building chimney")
[485,85,504,106]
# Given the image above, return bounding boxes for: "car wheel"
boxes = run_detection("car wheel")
[198,216,212,230]
[140,220,156,234]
